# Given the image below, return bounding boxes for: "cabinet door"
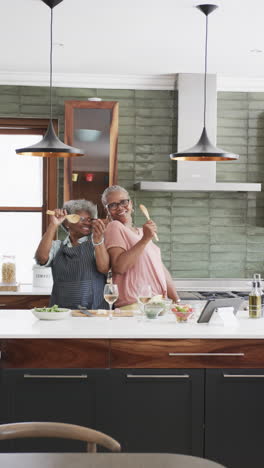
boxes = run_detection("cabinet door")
[205,369,264,468]
[106,369,204,456]
[0,295,49,309]
[0,368,107,453]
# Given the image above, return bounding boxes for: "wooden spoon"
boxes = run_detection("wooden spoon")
[139,204,159,241]
[46,210,80,224]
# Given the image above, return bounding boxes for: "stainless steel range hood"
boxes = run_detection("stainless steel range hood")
[135,74,261,192]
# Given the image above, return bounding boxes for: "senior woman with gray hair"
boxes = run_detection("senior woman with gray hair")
[102,185,180,308]
[35,199,109,309]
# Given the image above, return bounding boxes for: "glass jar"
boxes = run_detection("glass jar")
[1,255,16,284]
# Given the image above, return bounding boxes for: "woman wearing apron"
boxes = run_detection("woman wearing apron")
[35,199,109,309]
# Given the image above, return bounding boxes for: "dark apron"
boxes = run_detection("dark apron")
[50,240,106,309]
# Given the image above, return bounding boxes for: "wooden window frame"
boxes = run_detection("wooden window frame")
[0,118,57,234]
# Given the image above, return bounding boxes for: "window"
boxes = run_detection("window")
[0,118,57,283]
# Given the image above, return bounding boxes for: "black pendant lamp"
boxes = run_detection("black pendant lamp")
[16,0,83,157]
[170,4,239,161]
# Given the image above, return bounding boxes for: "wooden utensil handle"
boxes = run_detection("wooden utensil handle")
[46,210,55,215]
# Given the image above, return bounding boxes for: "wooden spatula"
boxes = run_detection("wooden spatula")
[46,210,80,224]
[139,204,159,241]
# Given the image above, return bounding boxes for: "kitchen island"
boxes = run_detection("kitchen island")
[0,308,263,468]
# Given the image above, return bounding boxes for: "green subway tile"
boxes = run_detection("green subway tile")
[211,232,246,243]
[135,144,173,154]
[211,252,246,262]
[20,105,50,115]
[210,199,247,209]
[172,217,209,226]
[135,90,174,99]
[172,225,209,234]
[210,218,246,226]
[97,89,135,98]
[135,99,174,109]
[0,103,19,113]
[119,125,136,136]
[0,95,19,104]
[172,243,209,252]
[172,251,209,261]
[171,234,209,243]
[117,162,134,171]
[172,270,209,278]
[135,126,172,136]
[0,85,20,94]
[135,135,173,144]
[119,108,136,118]
[172,207,209,216]
[55,88,96,97]
[218,92,248,101]
[118,153,135,162]
[172,198,209,207]
[136,108,174,118]
[211,243,246,252]
[172,261,209,270]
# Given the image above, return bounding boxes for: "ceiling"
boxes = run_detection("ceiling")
[2,0,264,89]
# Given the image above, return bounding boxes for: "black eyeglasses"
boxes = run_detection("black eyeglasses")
[78,216,94,223]
[107,199,130,211]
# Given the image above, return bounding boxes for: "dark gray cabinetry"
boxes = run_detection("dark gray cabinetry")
[0,369,108,453]
[205,369,264,468]
[106,369,204,456]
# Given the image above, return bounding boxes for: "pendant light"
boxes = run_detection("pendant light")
[170,4,239,161]
[16,0,83,157]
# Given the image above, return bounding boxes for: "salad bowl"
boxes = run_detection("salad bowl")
[32,305,71,321]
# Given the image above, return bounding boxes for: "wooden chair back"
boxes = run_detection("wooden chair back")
[0,422,121,453]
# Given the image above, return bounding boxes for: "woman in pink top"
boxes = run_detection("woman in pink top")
[102,185,180,308]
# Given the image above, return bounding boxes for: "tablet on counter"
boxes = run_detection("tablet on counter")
[197,297,244,323]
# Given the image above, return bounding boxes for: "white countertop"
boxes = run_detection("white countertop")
[0,308,263,339]
[0,284,51,295]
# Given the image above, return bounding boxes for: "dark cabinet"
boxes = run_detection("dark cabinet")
[106,369,204,456]
[0,368,109,453]
[0,295,49,309]
[205,369,264,468]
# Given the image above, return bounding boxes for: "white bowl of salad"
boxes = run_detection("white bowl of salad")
[32,305,71,321]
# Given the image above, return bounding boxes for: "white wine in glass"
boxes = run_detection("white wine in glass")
[137,285,152,320]
[104,284,119,320]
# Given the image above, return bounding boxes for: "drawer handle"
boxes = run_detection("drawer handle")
[0,304,6,307]
[126,374,189,379]
[224,374,264,378]
[169,353,245,357]
[23,374,88,379]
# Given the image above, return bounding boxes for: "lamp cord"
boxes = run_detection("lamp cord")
[49,7,53,121]
[203,14,208,129]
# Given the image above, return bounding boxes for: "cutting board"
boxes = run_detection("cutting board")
[72,309,134,318]
[0,282,20,291]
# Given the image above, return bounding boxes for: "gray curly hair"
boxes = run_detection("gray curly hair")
[63,199,97,219]
[101,185,129,207]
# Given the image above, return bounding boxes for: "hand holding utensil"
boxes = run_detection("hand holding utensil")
[139,204,159,241]
[46,210,80,224]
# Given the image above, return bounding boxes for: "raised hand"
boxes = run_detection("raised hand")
[92,218,106,244]
[50,208,68,227]
[142,219,157,241]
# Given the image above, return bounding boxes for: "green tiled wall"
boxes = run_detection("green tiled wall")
[1,85,264,278]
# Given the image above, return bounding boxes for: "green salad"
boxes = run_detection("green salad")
[34,304,69,313]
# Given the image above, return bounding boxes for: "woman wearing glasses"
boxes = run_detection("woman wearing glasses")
[35,199,109,309]
[102,185,180,308]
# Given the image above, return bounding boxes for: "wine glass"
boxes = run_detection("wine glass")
[137,285,152,321]
[104,284,119,320]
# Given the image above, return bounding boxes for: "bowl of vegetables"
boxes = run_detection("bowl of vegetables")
[171,304,193,323]
[31,305,71,321]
